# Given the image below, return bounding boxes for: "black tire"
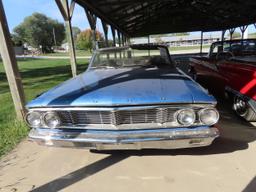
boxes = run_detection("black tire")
[233,96,256,121]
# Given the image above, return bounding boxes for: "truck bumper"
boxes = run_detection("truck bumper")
[29,126,219,150]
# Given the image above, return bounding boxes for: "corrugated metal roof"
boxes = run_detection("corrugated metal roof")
[75,0,256,37]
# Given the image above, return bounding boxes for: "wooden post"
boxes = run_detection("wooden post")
[111,26,116,47]
[229,28,235,40]
[148,35,150,56]
[240,25,248,40]
[55,0,77,77]
[84,8,97,50]
[221,30,226,41]
[200,31,203,54]
[102,21,109,47]
[117,31,121,47]
[0,0,26,119]
[121,33,125,46]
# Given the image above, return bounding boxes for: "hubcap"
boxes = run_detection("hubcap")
[233,96,248,116]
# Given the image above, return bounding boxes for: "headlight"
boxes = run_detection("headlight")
[199,108,219,126]
[26,111,42,127]
[43,112,61,128]
[176,109,196,126]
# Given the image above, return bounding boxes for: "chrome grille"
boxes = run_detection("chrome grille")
[56,107,202,126]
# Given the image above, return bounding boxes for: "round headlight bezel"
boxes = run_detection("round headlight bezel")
[25,111,42,128]
[42,112,61,129]
[176,108,196,126]
[199,108,219,126]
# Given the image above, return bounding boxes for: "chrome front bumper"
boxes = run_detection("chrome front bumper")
[29,127,219,150]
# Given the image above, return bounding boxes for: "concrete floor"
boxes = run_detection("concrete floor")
[1,101,256,192]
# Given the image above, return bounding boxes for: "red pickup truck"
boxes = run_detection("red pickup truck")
[189,39,256,121]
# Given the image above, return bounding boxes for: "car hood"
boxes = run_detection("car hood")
[27,68,215,108]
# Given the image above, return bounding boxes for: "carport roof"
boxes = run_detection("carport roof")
[75,0,256,37]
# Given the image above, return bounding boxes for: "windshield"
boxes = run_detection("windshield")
[210,39,256,57]
[89,47,173,69]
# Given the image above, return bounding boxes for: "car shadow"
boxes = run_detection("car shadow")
[243,176,256,192]
[30,154,129,192]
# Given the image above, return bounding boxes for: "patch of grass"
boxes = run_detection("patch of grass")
[169,45,210,51]
[0,58,89,158]
[40,50,92,57]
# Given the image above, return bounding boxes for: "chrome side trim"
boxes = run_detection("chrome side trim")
[29,127,219,150]
[249,99,256,112]
[28,122,206,130]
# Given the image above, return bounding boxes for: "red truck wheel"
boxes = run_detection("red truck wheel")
[233,96,256,121]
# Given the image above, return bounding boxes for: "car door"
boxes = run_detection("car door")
[194,43,226,95]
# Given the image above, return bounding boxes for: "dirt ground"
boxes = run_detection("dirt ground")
[1,100,256,192]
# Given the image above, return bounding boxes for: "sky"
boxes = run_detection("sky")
[2,0,256,39]
[2,0,90,31]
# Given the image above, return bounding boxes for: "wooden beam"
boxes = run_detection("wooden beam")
[221,30,226,41]
[121,33,125,46]
[240,25,248,40]
[55,0,77,77]
[229,28,235,40]
[200,31,203,54]
[69,0,76,19]
[55,0,68,20]
[75,0,129,37]
[0,0,26,119]
[102,21,109,47]
[84,7,98,50]
[84,7,97,30]
[117,31,121,47]
[111,26,116,47]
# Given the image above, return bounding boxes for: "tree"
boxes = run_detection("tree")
[76,29,104,51]
[155,36,164,44]
[228,31,241,39]
[63,27,81,43]
[11,34,23,46]
[13,13,65,53]
[72,27,81,42]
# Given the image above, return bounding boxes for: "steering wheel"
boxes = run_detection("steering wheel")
[216,51,234,61]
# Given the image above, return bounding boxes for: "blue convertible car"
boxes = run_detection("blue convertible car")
[26,44,219,150]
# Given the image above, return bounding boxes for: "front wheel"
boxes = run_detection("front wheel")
[233,96,256,121]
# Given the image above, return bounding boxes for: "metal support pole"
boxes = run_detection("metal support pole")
[55,0,77,77]
[200,31,203,54]
[0,0,26,119]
